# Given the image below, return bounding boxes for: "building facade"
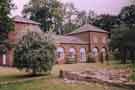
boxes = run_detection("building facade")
[0,17,109,66]
[55,24,109,64]
[0,16,42,66]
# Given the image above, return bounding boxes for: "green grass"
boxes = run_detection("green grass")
[0,77,101,90]
[0,76,128,90]
[0,63,133,90]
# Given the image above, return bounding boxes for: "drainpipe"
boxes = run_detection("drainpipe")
[88,32,91,52]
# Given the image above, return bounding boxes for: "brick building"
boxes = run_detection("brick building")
[55,24,109,64]
[0,17,108,66]
[0,16,42,66]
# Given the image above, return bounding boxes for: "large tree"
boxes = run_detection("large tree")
[14,31,56,75]
[93,14,120,33]
[111,5,135,64]
[0,0,14,54]
[119,5,135,27]
[62,3,79,34]
[23,0,63,33]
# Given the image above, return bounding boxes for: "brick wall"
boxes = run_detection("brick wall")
[3,22,41,66]
[56,43,88,64]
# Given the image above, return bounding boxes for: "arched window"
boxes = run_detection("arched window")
[80,48,86,62]
[101,48,106,53]
[2,54,6,65]
[56,47,64,60]
[92,48,98,57]
[69,48,76,58]
[101,48,106,56]
[102,37,106,43]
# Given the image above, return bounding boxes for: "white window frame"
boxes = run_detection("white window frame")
[2,54,6,65]
[80,48,86,62]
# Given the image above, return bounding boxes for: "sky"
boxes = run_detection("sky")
[12,0,130,16]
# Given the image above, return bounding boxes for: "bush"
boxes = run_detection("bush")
[14,31,56,75]
[112,50,121,60]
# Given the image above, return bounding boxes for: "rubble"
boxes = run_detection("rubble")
[60,68,132,85]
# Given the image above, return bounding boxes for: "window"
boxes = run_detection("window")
[102,37,106,43]
[80,48,86,62]
[56,47,64,60]
[2,54,6,65]
[69,48,76,58]
[101,48,106,57]
[92,48,98,57]
[101,48,106,53]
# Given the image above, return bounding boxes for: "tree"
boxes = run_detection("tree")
[130,0,135,4]
[93,14,120,33]
[62,3,79,34]
[62,3,78,24]
[116,5,135,64]
[14,31,56,75]
[119,5,135,27]
[76,10,87,26]
[63,23,78,34]
[88,10,97,24]
[110,24,135,64]
[23,0,63,33]
[0,0,14,54]
[110,5,135,64]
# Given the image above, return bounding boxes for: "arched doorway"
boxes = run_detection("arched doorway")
[80,48,86,62]
[2,54,7,65]
[100,48,107,63]
[68,48,76,63]
[56,47,65,63]
[92,47,99,62]
[92,48,99,57]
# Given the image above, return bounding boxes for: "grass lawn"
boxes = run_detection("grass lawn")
[0,63,132,90]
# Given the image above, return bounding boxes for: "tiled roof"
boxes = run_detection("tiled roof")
[13,16,40,25]
[55,35,88,44]
[68,24,108,35]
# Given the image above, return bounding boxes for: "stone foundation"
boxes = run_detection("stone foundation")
[60,69,133,86]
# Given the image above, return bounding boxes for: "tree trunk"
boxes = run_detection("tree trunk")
[121,48,127,64]
[131,50,135,64]
[32,68,37,76]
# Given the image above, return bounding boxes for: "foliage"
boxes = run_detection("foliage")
[14,31,56,75]
[0,0,14,53]
[93,14,120,33]
[23,0,63,33]
[119,5,135,26]
[63,23,78,34]
[61,3,79,34]
[110,5,135,64]
[110,24,135,64]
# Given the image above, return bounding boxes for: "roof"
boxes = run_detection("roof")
[55,35,88,44]
[68,24,108,35]
[13,16,40,25]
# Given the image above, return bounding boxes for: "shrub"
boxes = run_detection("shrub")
[14,31,56,75]
[112,49,121,60]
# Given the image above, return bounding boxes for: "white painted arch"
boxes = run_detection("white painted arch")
[69,48,76,58]
[92,47,99,57]
[80,48,86,62]
[56,47,65,61]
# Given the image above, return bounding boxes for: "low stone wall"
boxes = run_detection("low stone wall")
[60,69,134,87]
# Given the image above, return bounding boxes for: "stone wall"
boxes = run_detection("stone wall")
[60,69,132,86]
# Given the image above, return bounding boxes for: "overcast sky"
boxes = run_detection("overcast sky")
[12,0,130,16]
